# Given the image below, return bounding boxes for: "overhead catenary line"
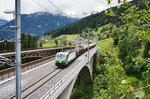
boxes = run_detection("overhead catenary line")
[32,0,66,16]
[32,0,64,27]
[32,0,75,30]
[32,0,52,13]
[46,0,64,14]
[46,0,75,24]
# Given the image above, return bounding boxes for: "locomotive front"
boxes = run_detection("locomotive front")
[55,52,68,67]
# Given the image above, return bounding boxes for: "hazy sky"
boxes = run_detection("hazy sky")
[0,0,132,20]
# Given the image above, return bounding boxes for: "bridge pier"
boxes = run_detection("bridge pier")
[58,76,77,99]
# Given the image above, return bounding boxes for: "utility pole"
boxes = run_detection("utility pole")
[15,0,21,98]
[4,0,21,98]
[95,33,98,45]
[61,35,64,51]
[86,28,91,64]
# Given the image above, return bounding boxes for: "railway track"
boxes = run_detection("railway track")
[0,55,55,81]
[10,68,63,99]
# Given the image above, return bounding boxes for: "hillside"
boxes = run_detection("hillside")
[0,19,8,27]
[0,12,78,39]
[45,11,115,37]
[45,0,148,37]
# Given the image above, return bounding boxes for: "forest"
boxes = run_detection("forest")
[0,33,39,52]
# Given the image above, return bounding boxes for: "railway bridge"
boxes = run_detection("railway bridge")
[0,45,99,99]
[0,47,74,60]
[0,47,74,66]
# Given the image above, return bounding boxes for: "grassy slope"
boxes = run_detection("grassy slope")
[55,34,79,42]
[98,38,118,56]
[38,34,79,47]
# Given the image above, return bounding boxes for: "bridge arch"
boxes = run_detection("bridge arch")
[78,65,92,84]
[59,58,94,99]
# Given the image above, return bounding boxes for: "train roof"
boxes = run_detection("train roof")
[56,50,75,55]
[56,52,69,55]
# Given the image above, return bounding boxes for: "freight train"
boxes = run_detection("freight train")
[55,43,96,67]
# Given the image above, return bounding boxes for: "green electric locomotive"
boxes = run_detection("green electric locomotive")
[55,50,76,67]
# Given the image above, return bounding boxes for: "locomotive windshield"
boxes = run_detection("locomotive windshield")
[56,54,65,59]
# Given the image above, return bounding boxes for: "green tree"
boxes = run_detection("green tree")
[55,39,58,46]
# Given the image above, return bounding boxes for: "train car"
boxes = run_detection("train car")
[55,42,96,68]
[76,43,96,56]
[55,50,76,67]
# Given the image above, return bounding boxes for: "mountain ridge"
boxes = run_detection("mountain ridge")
[0,12,79,39]
[46,0,148,37]
[0,19,8,27]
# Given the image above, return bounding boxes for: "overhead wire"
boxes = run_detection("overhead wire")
[46,0,64,14]
[32,0,65,29]
[46,0,75,25]
[32,0,75,22]
[32,0,76,36]
[32,0,52,13]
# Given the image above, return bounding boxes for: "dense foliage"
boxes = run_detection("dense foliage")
[71,0,150,98]
[21,33,39,50]
[0,33,39,52]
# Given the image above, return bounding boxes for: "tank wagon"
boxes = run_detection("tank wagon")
[55,43,96,67]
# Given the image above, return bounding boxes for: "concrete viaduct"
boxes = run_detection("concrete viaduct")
[0,46,99,99]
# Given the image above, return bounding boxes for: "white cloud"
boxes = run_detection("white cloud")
[0,0,132,20]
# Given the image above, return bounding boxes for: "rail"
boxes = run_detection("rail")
[10,69,63,99]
